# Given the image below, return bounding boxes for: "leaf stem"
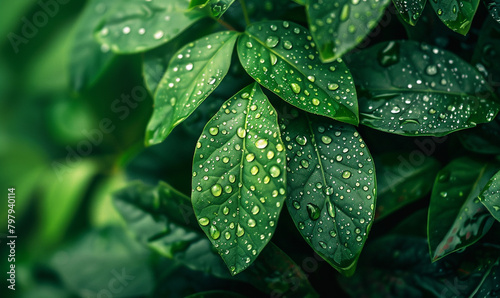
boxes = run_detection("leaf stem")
[217,18,237,31]
[238,0,251,26]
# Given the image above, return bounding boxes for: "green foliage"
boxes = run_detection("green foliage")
[6,0,500,296]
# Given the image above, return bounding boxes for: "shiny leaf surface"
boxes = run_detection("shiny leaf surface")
[238,21,358,125]
[429,0,479,35]
[192,83,286,275]
[479,169,500,222]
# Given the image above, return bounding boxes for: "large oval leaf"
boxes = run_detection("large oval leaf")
[349,40,500,136]
[306,0,391,62]
[429,0,479,35]
[281,109,376,275]
[95,0,206,54]
[393,0,427,26]
[479,169,500,222]
[375,152,440,220]
[192,83,287,275]
[428,157,498,261]
[238,21,358,125]
[189,0,235,19]
[146,31,238,145]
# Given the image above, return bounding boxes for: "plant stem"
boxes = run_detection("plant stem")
[217,18,238,31]
[239,0,251,26]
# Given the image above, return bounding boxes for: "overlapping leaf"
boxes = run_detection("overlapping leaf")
[189,0,235,18]
[393,0,427,26]
[479,170,500,222]
[375,152,439,220]
[281,109,376,275]
[95,0,206,54]
[428,157,498,261]
[146,31,238,145]
[429,0,479,35]
[70,0,115,91]
[485,0,500,24]
[192,83,287,275]
[349,40,500,136]
[306,0,391,62]
[238,21,358,125]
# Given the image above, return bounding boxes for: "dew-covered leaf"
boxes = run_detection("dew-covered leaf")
[375,152,440,220]
[339,234,500,297]
[349,40,500,136]
[70,0,115,91]
[142,19,215,95]
[281,109,376,275]
[189,0,235,18]
[428,157,498,261]
[95,0,206,54]
[393,0,427,26]
[238,21,358,125]
[479,170,500,222]
[306,0,391,62]
[485,0,500,24]
[192,83,287,275]
[113,180,232,278]
[429,0,479,35]
[146,31,238,146]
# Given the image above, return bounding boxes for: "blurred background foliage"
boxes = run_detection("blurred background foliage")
[1,0,499,297]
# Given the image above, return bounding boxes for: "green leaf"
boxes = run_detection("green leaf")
[292,0,305,4]
[349,40,500,136]
[393,0,427,26]
[375,152,440,220]
[146,31,238,145]
[429,0,479,35]
[281,109,376,275]
[189,0,236,18]
[472,258,500,297]
[479,170,500,222]
[70,0,115,92]
[192,83,287,275]
[428,157,498,261]
[95,0,206,54]
[113,180,232,278]
[238,21,358,125]
[306,0,391,62]
[485,0,500,24]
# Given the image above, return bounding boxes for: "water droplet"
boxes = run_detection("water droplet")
[283,40,293,50]
[209,127,219,136]
[293,200,301,210]
[426,65,438,76]
[336,155,343,162]
[440,191,447,198]
[248,218,256,227]
[342,170,352,179]
[246,41,253,48]
[270,166,281,178]
[211,184,222,197]
[306,203,321,220]
[236,224,245,237]
[319,241,327,249]
[356,235,363,242]
[237,127,246,138]
[199,217,209,226]
[326,200,335,218]
[224,185,233,194]
[269,53,278,65]
[267,151,275,159]
[340,4,350,21]
[290,83,301,94]
[255,139,268,149]
[321,135,332,145]
[251,205,260,215]
[122,26,131,34]
[154,30,164,39]
[229,175,236,183]
[328,83,339,91]
[296,135,307,146]
[185,63,193,71]
[391,106,401,114]
[298,222,305,230]
[246,153,255,162]
[312,98,320,106]
[210,225,220,239]
[276,144,284,152]
[251,166,259,175]
[223,206,229,215]
[265,36,279,48]
[224,231,231,240]
[307,75,316,82]
[301,159,309,168]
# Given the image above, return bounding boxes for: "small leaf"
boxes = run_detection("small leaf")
[428,157,498,261]
[349,40,500,136]
[189,0,235,18]
[281,109,376,274]
[95,0,206,54]
[479,170,500,222]
[485,0,500,24]
[146,31,238,145]
[429,0,479,35]
[238,21,358,125]
[393,0,427,26]
[306,0,391,61]
[192,83,287,275]
[70,0,115,91]
[375,152,440,220]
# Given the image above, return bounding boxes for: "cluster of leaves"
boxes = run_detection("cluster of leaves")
[62,0,500,296]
